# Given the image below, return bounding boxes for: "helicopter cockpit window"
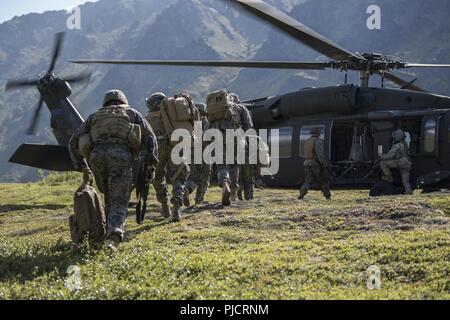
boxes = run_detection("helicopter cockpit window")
[424,119,437,153]
[269,127,293,159]
[299,125,325,158]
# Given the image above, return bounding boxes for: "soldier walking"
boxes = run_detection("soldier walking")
[238,135,270,201]
[379,129,413,194]
[298,127,331,200]
[184,103,212,206]
[207,91,253,205]
[146,92,191,221]
[69,90,158,251]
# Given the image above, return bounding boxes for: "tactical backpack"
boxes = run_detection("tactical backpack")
[87,105,142,157]
[206,89,236,122]
[160,95,199,145]
[148,110,165,137]
[69,173,106,244]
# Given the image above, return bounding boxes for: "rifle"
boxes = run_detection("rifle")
[135,162,150,225]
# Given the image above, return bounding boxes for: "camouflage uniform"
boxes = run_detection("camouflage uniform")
[69,90,158,243]
[238,164,255,200]
[209,97,253,204]
[185,104,212,204]
[153,138,190,206]
[238,135,270,200]
[146,92,190,220]
[299,128,331,200]
[379,129,412,194]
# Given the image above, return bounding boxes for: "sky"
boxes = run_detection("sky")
[0,0,98,23]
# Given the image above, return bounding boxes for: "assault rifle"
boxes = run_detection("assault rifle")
[135,163,150,225]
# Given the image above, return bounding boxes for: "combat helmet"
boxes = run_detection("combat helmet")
[146,92,167,112]
[103,89,128,107]
[195,103,207,115]
[392,129,406,142]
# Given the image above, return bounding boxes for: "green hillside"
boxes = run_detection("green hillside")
[0,174,449,299]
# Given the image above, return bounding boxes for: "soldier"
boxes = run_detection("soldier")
[237,163,255,201]
[209,91,253,205]
[238,135,271,200]
[184,103,212,206]
[379,129,413,194]
[146,92,190,222]
[298,127,331,200]
[69,89,158,251]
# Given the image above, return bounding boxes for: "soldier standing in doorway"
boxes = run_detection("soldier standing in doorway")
[379,129,413,194]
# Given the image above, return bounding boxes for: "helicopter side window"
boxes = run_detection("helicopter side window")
[269,127,293,159]
[423,119,437,153]
[299,125,325,158]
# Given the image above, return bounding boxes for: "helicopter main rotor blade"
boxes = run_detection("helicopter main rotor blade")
[63,72,92,84]
[5,79,39,91]
[378,71,428,93]
[27,95,44,135]
[70,59,331,70]
[47,32,66,73]
[232,0,363,62]
[404,63,450,68]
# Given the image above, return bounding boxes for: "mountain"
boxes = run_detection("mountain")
[0,0,450,182]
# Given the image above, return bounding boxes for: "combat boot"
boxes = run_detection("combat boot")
[161,201,171,218]
[230,188,238,202]
[183,187,191,207]
[237,188,243,201]
[194,194,205,206]
[106,233,121,253]
[222,182,231,206]
[298,189,307,200]
[171,203,182,222]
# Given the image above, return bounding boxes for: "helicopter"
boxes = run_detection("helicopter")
[69,0,450,195]
[5,32,90,172]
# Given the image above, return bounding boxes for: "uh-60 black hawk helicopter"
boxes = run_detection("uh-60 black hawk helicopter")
[7,0,450,196]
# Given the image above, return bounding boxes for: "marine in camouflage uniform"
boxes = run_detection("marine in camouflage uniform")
[209,92,253,205]
[69,90,158,249]
[379,129,413,194]
[146,92,190,221]
[237,163,255,201]
[184,103,212,205]
[238,135,271,200]
[298,127,331,200]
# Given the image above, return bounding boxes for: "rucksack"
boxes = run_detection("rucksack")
[89,105,142,157]
[69,176,106,244]
[160,95,199,145]
[206,89,235,121]
[147,110,165,136]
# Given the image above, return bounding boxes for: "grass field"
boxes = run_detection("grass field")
[0,172,449,300]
